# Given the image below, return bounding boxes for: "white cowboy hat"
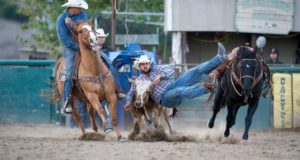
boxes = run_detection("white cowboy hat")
[61,0,88,10]
[134,55,152,70]
[95,28,109,37]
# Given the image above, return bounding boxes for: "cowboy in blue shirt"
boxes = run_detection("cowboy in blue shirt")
[124,43,229,110]
[56,0,88,113]
[95,28,126,98]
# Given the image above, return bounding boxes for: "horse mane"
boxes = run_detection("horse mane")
[234,46,257,61]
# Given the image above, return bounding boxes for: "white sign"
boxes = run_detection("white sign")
[235,0,294,35]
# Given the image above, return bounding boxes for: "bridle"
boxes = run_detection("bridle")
[67,23,111,84]
[230,57,264,98]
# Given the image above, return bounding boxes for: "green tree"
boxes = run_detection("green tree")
[17,0,164,56]
[0,0,28,22]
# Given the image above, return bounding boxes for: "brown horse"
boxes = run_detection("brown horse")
[127,79,175,140]
[54,21,125,141]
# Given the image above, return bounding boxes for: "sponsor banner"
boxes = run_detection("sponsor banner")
[273,73,292,128]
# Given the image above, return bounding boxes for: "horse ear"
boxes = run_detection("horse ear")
[236,47,242,60]
[73,22,80,32]
[88,18,93,26]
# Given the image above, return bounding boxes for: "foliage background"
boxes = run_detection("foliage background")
[8,0,169,58]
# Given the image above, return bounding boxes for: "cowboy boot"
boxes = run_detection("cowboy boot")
[63,79,73,114]
[216,42,227,60]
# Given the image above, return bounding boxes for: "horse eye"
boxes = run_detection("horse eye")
[79,30,83,34]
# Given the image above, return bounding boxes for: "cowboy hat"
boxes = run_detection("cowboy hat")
[96,28,109,37]
[133,55,152,70]
[61,0,88,10]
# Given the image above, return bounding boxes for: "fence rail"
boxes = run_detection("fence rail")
[0,59,55,66]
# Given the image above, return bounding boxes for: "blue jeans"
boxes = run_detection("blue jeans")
[161,55,223,107]
[64,48,77,102]
[64,48,78,80]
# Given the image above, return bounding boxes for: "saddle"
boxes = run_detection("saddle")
[58,53,113,103]
[58,54,111,82]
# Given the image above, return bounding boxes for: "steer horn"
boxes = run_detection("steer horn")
[127,76,135,84]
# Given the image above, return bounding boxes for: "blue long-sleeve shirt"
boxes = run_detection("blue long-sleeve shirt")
[56,10,88,51]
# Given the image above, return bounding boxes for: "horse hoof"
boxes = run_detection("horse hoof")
[118,135,127,142]
[221,137,229,144]
[207,120,214,128]
[104,127,113,134]
[239,139,248,145]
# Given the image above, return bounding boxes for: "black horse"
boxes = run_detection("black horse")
[208,46,265,144]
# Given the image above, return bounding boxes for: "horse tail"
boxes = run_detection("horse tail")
[55,58,64,75]
[50,58,64,103]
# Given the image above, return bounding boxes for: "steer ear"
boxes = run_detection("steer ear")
[88,18,93,26]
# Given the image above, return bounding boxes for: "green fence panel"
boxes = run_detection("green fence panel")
[0,60,55,123]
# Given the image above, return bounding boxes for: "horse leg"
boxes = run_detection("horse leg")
[71,102,86,136]
[208,105,220,128]
[86,94,109,132]
[240,101,259,144]
[208,85,224,128]
[162,108,175,134]
[230,105,241,128]
[107,96,126,141]
[86,104,98,132]
[222,104,234,143]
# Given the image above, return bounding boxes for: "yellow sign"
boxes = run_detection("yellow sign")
[273,73,292,128]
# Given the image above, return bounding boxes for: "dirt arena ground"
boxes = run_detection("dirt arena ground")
[0,124,299,160]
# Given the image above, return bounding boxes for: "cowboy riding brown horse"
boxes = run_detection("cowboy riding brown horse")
[54,20,126,141]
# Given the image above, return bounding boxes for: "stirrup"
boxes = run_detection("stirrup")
[62,99,72,114]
